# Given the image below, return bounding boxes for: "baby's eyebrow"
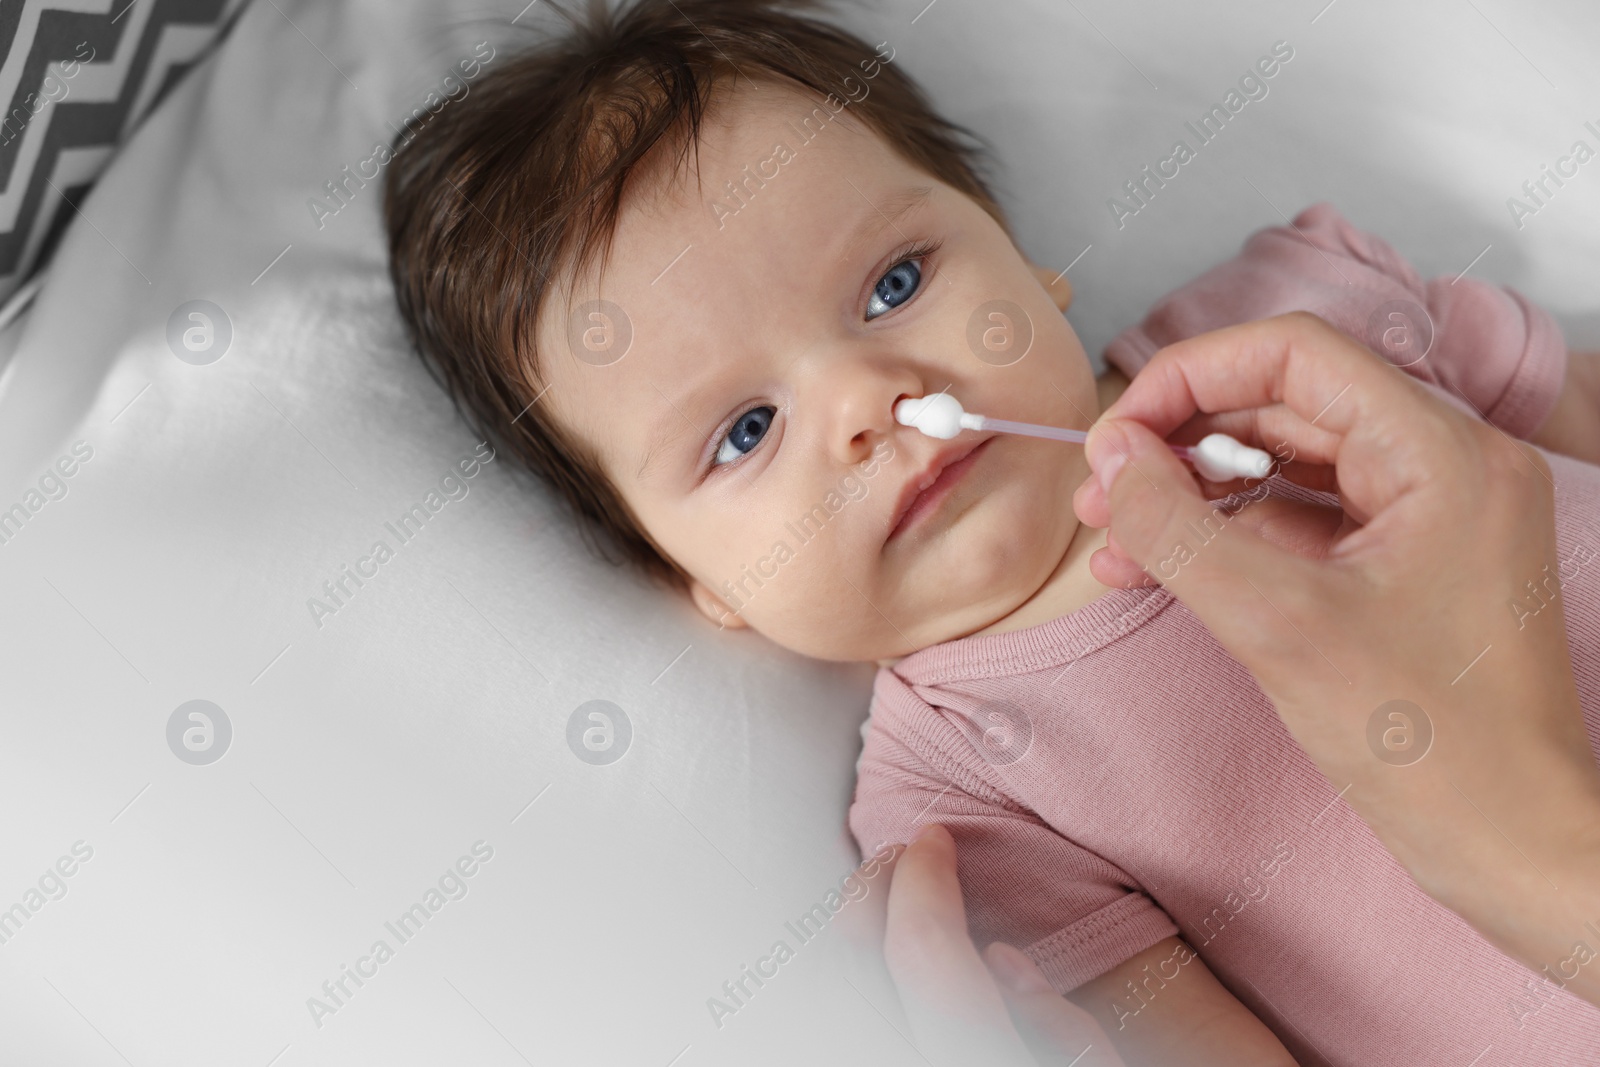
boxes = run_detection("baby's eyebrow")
[634,184,935,485]
[636,394,698,482]
[840,185,933,264]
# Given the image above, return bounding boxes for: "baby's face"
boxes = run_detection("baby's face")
[541,82,1098,662]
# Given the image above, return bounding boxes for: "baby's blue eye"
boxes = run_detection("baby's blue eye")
[713,405,775,467]
[867,258,922,320]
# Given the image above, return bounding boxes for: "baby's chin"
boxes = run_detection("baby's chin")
[874,465,1079,650]
[980,453,1096,599]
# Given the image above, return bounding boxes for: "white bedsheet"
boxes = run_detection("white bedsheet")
[1,1,1597,1063]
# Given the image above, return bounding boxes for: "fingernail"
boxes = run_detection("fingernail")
[1090,421,1128,494]
[987,943,1054,995]
[1098,449,1127,495]
[910,823,942,845]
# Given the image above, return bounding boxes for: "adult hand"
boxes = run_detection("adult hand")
[854,824,1125,1066]
[1072,311,1600,1005]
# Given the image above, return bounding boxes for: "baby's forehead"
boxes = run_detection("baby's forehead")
[543,83,934,472]
[672,78,911,202]
[551,85,891,308]
[551,79,884,316]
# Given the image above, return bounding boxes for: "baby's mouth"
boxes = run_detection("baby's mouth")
[886,436,994,543]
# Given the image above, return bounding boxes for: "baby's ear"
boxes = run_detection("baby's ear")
[1028,261,1073,312]
[689,578,748,631]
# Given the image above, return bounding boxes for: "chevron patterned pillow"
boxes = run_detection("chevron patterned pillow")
[0,0,250,306]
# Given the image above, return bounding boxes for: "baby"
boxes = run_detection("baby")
[381,1,1600,1062]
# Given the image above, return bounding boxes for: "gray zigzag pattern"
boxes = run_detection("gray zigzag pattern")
[0,0,241,284]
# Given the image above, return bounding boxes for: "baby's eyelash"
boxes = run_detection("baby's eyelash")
[895,237,943,265]
[883,238,942,286]
[695,238,946,482]
[699,403,777,480]
[863,237,942,321]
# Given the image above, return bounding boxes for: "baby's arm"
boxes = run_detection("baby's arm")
[852,715,1303,1065]
[1066,936,1300,1066]
[1102,204,1574,462]
[1103,338,1600,470]
[1528,348,1600,465]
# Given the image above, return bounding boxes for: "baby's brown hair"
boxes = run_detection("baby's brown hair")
[383,0,1009,591]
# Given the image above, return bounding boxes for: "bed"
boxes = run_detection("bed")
[1,0,1596,1063]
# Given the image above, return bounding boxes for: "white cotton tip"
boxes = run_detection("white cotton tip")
[1189,433,1275,482]
[895,394,970,439]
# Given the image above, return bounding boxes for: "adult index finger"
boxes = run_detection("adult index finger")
[1094,313,1383,440]
[1088,311,1477,532]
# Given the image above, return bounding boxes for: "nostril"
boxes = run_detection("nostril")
[895,393,965,438]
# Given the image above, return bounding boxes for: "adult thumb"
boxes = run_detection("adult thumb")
[1088,417,1321,666]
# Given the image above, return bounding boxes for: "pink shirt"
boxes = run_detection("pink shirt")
[848,204,1600,1064]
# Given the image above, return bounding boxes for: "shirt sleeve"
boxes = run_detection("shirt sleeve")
[1102,202,1569,440]
[848,674,1178,993]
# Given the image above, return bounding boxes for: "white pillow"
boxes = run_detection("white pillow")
[1,1,1596,1063]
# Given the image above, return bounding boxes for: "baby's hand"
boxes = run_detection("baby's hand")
[1529,349,1600,465]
